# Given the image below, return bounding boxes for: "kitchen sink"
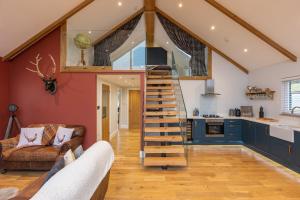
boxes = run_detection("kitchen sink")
[270,125,297,143]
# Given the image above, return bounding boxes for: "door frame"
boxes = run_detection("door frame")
[128,89,141,130]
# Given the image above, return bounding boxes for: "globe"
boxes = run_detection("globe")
[74,33,92,50]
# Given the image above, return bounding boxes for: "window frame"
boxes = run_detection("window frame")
[281,78,300,117]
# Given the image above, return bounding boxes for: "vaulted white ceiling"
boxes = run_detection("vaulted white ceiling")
[0,0,85,56]
[1,0,299,71]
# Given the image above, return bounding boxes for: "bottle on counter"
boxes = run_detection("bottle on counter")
[259,106,264,118]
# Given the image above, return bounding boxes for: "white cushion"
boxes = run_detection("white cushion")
[63,149,76,166]
[17,127,44,148]
[53,127,74,146]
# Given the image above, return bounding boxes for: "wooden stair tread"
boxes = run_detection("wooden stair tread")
[147,86,174,90]
[147,80,173,84]
[144,136,183,142]
[144,127,181,133]
[144,157,187,166]
[146,98,176,102]
[144,146,185,154]
[144,111,179,116]
[146,92,174,96]
[145,104,177,109]
[144,118,180,123]
[147,75,172,79]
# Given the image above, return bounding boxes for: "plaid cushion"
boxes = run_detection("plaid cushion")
[28,124,66,145]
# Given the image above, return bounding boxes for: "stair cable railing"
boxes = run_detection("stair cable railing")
[171,63,188,163]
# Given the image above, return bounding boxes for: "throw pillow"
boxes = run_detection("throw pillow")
[43,157,65,185]
[53,127,74,146]
[73,145,84,159]
[17,127,45,148]
[64,149,76,166]
[28,124,66,145]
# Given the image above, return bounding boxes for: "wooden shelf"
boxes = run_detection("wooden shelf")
[246,91,275,100]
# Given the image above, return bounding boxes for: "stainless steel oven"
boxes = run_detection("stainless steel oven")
[205,119,224,137]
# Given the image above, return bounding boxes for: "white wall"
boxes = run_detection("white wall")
[248,60,300,125]
[181,51,249,117]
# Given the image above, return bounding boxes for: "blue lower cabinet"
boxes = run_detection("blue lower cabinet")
[254,123,270,153]
[292,132,300,168]
[192,119,205,142]
[242,120,255,146]
[269,136,293,163]
[225,119,242,142]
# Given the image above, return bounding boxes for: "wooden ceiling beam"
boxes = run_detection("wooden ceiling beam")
[155,7,249,74]
[144,0,156,47]
[205,0,297,62]
[92,8,144,46]
[3,0,95,61]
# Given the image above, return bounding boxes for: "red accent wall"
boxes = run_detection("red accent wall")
[0,60,9,139]
[7,28,97,148]
[6,27,145,148]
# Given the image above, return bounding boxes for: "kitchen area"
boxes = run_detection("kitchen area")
[181,78,300,173]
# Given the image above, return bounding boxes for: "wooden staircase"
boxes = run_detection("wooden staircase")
[143,66,187,168]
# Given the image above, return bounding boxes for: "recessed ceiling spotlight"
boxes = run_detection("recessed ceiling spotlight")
[166,41,169,44]
[118,1,122,6]
[178,2,183,8]
[131,41,135,44]
[88,30,92,34]
[119,76,122,79]
[210,26,215,31]
[244,48,248,53]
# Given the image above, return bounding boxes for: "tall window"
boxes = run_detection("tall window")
[282,79,300,115]
[112,41,145,69]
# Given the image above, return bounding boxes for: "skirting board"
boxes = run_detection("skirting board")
[120,124,129,129]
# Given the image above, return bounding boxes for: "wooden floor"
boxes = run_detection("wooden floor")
[1,129,300,199]
[106,129,300,200]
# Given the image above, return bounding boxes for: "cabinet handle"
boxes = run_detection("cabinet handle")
[288,145,292,154]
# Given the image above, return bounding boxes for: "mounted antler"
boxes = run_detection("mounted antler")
[26,54,44,78]
[26,54,56,79]
[26,54,58,95]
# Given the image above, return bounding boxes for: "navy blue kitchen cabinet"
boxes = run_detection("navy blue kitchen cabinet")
[254,123,270,153]
[269,136,293,164]
[242,120,255,146]
[192,119,205,142]
[224,119,242,142]
[292,132,300,169]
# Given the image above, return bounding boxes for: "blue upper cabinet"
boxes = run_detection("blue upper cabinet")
[224,119,242,142]
[255,123,270,153]
[192,119,205,142]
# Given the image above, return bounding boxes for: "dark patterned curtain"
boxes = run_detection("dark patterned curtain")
[157,13,207,76]
[93,14,142,66]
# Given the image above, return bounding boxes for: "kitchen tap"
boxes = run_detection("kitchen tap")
[291,106,300,114]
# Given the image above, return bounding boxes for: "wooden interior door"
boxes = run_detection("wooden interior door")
[102,84,110,141]
[129,90,141,130]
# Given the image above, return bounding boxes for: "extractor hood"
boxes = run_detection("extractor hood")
[202,80,221,96]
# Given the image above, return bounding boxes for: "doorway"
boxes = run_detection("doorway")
[102,84,110,141]
[129,90,141,130]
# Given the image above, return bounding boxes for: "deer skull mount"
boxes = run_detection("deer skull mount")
[26,54,57,95]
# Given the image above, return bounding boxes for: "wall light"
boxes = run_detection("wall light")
[118,1,122,6]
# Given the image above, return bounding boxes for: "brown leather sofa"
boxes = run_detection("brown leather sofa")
[0,124,85,171]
